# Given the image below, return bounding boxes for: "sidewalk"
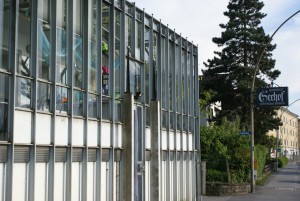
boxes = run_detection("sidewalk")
[202,160,300,201]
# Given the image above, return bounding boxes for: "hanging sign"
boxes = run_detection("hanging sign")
[256,87,288,107]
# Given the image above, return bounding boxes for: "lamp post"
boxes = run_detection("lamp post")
[250,10,300,193]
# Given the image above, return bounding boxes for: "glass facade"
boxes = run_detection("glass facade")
[0,0,199,200]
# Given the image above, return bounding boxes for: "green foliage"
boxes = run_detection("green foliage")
[255,144,267,177]
[206,169,227,183]
[201,117,251,183]
[256,171,272,186]
[199,89,215,111]
[278,156,288,168]
[230,169,249,184]
[201,0,281,142]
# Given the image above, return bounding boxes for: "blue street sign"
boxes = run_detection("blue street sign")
[240,131,250,135]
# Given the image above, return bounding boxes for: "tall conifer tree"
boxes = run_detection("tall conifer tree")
[202,0,281,143]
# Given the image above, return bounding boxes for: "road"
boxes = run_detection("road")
[202,160,300,201]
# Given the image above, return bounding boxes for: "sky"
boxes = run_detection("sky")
[132,0,300,116]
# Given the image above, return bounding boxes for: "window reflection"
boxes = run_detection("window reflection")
[129,60,141,94]
[0,103,7,140]
[88,94,97,118]
[37,0,50,80]
[88,0,97,92]
[144,28,150,103]
[125,15,133,52]
[73,0,83,88]
[161,37,166,109]
[0,0,10,70]
[37,82,51,111]
[17,0,31,77]
[56,86,68,113]
[102,3,110,96]
[135,20,142,60]
[115,9,121,98]
[56,0,67,84]
[16,77,32,108]
[0,73,8,140]
[73,90,83,116]
[102,96,110,120]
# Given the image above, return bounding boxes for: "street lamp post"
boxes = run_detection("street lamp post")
[250,10,300,193]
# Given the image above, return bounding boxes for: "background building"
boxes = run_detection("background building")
[0,0,200,200]
[268,108,299,159]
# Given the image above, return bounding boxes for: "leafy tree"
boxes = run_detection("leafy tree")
[202,0,281,143]
[201,117,251,183]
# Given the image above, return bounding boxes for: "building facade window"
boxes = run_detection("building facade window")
[0,1,200,200]
[0,0,10,71]
[102,2,111,120]
[0,73,8,140]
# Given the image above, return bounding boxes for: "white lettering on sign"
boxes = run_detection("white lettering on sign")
[258,91,285,103]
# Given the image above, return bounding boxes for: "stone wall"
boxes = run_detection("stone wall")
[206,183,250,196]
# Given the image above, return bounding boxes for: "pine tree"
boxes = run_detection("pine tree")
[202,0,281,143]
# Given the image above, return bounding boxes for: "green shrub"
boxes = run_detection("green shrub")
[255,145,267,177]
[230,169,249,183]
[278,156,288,167]
[206,169,227,183]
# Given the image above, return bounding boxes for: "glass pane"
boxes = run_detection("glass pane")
[177,114,181,130]
[161,37,166,108]
[169,41,174,110]
[153,32,158,101]
[0,103,7,140]
[102,96,110,120]
[114,0,122,9]
[114,10,121,98]
[183,115,187,131]
[16,77,32,108]
[114,38,120,98]
[102,3,110,96]
[170,112,174,130]
[0,73,9,102]
[56,86,68,113]
[73,0,83,88]
[114,101,121,122]
[144,28,150,103]
[129,60,140,94]
[56,0,67,84]
[73,90,83,116]
[88,94,97,118]
[37,0,50,80]
[182,49,186,113]
[162,110,166,128]
[125,15,133,52]
[135,21,142,60]
[189,116,193,132]
[0,0,10,70]
[175,45,180,112]
[125,2,133,15]
[17,0,31,76]
[102,3,109,30]
[0,73,8,139]
[145,107,150,127]
[88,0,97,92]
[37,82,51,112]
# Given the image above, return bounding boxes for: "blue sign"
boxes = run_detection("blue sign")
[256,87,288,107]
[240,131,250,135]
